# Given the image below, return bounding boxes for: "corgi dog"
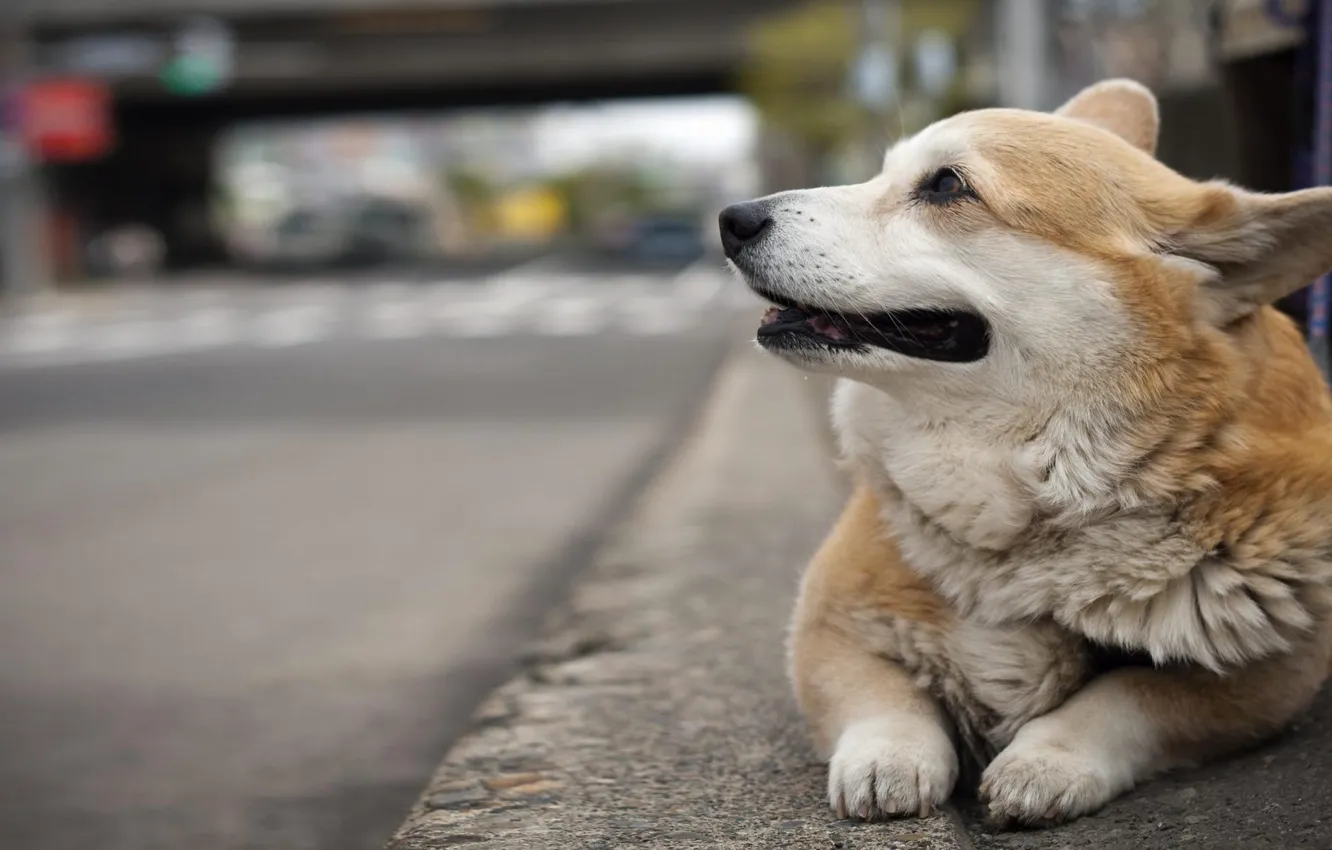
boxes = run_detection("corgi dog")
[718,79,1332,827]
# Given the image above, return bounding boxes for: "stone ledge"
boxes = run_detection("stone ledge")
[387,336,1332,850]
[385,343,962,850]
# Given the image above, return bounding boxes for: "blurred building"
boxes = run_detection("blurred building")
[17,0,795,281]
[989,0,1315,188]
[7,0,1320,285]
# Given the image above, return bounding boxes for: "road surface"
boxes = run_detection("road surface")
[0,258,753,850]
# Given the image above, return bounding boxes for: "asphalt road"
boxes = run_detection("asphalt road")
[0,264,743,850]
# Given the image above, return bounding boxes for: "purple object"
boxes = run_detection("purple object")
[1307,0,1332,347]
[0,87,22,134]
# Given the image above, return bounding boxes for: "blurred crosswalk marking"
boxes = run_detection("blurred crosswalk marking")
[89,321,173,357]
[363,300,431,339]
[621,310,691,335]
[0,265,753,369]
[251,305,335,347]
[449,298,530,337]
[530,295,606,336]
[175,308,240,348]
[670,258,728,307]
[5,309,76,353]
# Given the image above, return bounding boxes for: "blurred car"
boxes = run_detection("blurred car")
[344,198,429,264]
[627,215,707,266]
[247,197,432,270]
[267,207,345,268]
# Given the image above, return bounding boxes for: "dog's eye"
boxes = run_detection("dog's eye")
[919,167,972,202]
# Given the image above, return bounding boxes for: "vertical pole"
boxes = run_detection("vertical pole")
[996,0,1050,110]
[0,0,48,301]
[854,0,901,177]
[1308,0,1332,382]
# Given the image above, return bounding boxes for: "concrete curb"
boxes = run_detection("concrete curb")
[385,341,964,849]
[386,329,1332,849]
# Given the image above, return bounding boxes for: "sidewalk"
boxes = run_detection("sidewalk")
[387,340,1332,850]
[386,340,961,850]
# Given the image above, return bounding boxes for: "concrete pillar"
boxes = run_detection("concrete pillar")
[995,0,1052,110]
[1,170,53,294]
[0,0,50,299]
[855,0,903,170]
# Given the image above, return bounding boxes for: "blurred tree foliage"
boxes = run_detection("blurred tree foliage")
[444,160,694,243]
[548,165,655,233]
[441,165,498,233]
[738,1,862,160]
[442,166,494,210]
[738,0,986,161]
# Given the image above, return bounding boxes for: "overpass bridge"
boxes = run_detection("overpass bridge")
[26,0,797,269]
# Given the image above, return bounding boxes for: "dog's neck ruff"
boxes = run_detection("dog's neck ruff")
[835,379,1332,673]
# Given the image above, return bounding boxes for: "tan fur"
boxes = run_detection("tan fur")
[788,485,960,817]
[1055,79,1160,155]
[790,484,1095,772]
[730,79,1332,827]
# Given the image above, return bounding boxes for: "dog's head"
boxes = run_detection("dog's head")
[721,80,1332,407]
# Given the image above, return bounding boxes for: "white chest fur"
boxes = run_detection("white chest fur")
[831,379,1038,552]
[829,378,1330,673]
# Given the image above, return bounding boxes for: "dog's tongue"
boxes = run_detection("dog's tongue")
[809,314,846,340]
[759,306,848,340]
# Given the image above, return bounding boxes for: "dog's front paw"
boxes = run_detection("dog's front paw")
[828,717,958,820]
[980,719,1131,827]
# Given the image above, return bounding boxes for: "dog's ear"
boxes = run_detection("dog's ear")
[1169,184,1332,324]
[1055,79,1159,156]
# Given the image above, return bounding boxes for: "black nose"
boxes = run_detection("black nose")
[718,201,772,259]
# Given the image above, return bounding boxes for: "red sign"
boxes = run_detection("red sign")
[20,79,114,163]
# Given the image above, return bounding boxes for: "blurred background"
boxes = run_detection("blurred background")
[0,1,1323,849]
[4,0,1313,287]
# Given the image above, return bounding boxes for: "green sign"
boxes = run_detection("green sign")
[161,16,234,97]
[160,54,224,96]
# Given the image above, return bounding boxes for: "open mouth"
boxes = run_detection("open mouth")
[755,295,990,363]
